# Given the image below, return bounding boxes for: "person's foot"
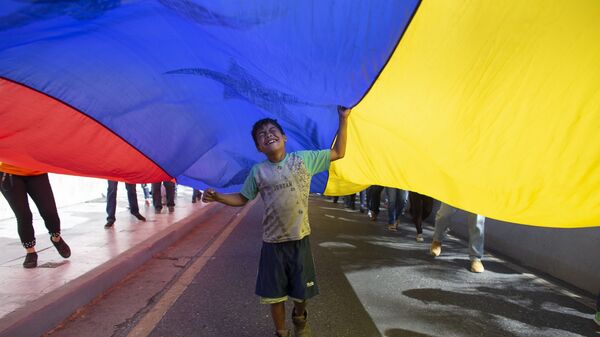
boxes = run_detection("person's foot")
[470,259,485,273]
[168,206,175,213]
[51,236,71,258]
[416,234,424,242]
[275,330,291,337]
[154,208,162,214]
[23,252,37,269]
[192,199,197,203]
[594,311,600,326]
[104,220,115,228]
[144,199,151,206]
[430,240,442,257]
[387,224,397,232]
[132,212,146,221]
[292,309,311,337]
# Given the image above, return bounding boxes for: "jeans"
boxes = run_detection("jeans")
[106,180,140,222]
[141,184,151,199]
[1,173,60,248]
[359,189,367,211]
[385,188,405,225]
[152,181,175,209]
[433,203,485,260]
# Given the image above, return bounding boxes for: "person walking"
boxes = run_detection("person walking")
[0,162,71,268]
[105,180,146,228]
[430,202,486,273]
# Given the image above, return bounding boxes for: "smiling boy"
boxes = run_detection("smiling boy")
[203,106,350,337]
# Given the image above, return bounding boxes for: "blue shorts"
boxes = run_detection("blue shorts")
[255,236,318,303]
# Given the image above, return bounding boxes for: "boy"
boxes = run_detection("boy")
[203,106,350,337]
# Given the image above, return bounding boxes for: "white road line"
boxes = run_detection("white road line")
[126,200,255,337]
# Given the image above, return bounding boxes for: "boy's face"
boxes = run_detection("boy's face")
[255,123,286,155]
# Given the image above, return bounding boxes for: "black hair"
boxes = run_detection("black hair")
[251,118,285,147]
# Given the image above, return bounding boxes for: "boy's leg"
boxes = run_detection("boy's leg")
[293,300,307,317]
[270,301,286,332]
[292,299,309,337]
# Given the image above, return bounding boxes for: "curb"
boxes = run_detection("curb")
[0,203,224,337]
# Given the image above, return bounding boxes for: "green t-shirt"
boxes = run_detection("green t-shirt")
[241,150,330,243]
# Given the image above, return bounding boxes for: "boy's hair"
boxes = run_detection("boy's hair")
[251,118,285,147]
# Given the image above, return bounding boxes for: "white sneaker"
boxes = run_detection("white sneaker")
[416,234,424,242]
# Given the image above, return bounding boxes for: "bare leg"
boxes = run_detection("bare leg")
[270,302,286,331]
[293,300,307,316]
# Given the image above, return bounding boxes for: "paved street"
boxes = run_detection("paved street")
[48,196,597,337]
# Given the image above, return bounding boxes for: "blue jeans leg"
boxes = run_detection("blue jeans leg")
[433,203,456,242]
[385,188,401,225]
[106,180,118,222]
[467,213,485,260]
[125,183,139,214]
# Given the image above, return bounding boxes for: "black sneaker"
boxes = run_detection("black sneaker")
[168,206,175,213]
[23,252,37,269]
[104,220,115,228]
[155,208,162,214]
[52,237,71,258]
[132,212,146,221]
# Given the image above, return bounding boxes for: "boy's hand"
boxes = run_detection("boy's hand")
[202,188,218,203]
[337,105,351,119]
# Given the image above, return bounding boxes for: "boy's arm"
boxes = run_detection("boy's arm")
[203,188,248,207]
[330,106,351,162]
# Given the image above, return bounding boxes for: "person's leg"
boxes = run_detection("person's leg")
[359,189,366,213]
[433,202,455,242]
[106,180,118,224]
[164,181,176,209]
[141,184,151,199]
[422,196,433,225]
[292,300,309,336]
[288,237,316,337]
[409,192,423,227]
[394,189,404,218]
[126,183,146,221]
[385,188,396,224]
[385,188,398,230]
[349,193,356,209]
[27,174,60,235]
[27,174,71,258]
[430,202,456,256]
[371,185,383,219]
[2,175,39,268]
[400,189,409,215]
[125,183,139,213]
[270,302,287,332]
[1,175,36,251]
[467,213,485,260]
[151,182,162,211]
[256,241,290,336]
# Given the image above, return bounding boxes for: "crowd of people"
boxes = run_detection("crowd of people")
[0,161,199,268]
[335,188,486,273]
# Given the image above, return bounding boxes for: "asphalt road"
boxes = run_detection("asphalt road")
[49,196,598,337]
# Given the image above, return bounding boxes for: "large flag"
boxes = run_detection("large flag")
[1,1,598,228]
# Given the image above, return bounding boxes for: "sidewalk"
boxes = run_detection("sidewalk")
[0,186,219,337]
